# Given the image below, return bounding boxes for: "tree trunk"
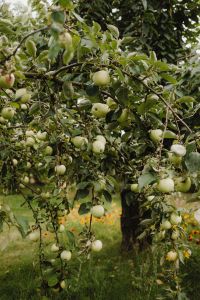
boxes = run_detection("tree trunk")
[120,189,140,251]
[120,189,151,251]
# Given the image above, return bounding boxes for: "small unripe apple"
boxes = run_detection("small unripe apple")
[168,152,182,166]
[59,224,65,232]
[150,129,163,143]
[92,140,105,154]
[55,165,66,175]
[30,177,36,184]
[36,131,47,141]
[96,135,106,145]
[60,280,66,289]
[60,250,72,261]
[22,176,29,184]
[51,243,59,252]
[28,230,40,242]
[15,88,31,103]
[175,177,191,193]
[147,195,155,201]
[21,104,28,110]
[26,162,32,169]
[171,231,179,240]
[12,158,18,166]
[0,116,6,123]
[170,144,186,157]
[0,73,15,88]
[166,250,178,261]
[41,192,50,199]
[1,107,15,120]
[130,183,139,193]
[91,103,110,118]
[44,146,53,156]
[25,130,35,137]
[157,178,174,193]
[170,213,182,225]
[160,220,172,230]
[91,205,105,218]
[91,240,103,252]
[59,31,72,48]
[71,136,88,148]
[92,70,110,86]
[26,137,35,147]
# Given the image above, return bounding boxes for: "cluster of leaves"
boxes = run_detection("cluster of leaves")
[0,0,200,297]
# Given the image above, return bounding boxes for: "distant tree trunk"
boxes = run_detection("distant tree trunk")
[120,189,140,251]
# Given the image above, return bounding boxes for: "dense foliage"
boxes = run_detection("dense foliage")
[77,0,200,62]
[0,0,200,298]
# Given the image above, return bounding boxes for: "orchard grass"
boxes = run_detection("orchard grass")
[0,195,200,300]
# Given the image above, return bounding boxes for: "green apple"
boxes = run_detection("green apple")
[150,129,163,143]
[91,240,103,252]
[171,230,179,240]
[0,116,6,123]
[60,280,66,289]
[26,162,32,169]
[71,136,88,148]
[0,73,15,88]
[12,159,18,166]
[1,107,15,120]
[26,137,35,147]
[92,140,105,154]
[130,183,139,193]
[21,104,28,110]
[28,230,40,242]
[175,177,191,193]
[59,31,72,48]
[170,213,182,225]
[25,130,35,137]
[51,243,59,252]
[166,250,178,261]
[91,205,105,218]
[92,70,110,86]
[157,178,174,193]
[22,176,29,184]
[15,88,31,103]
[55,165,66,175]
[44,146,53,155]
[117,108,129,123]
[59,224,65,232]
[160,220,172,230]
[96,135,106,145]
[91,103,110,118]
[157,230,166,241]
[168,152,182,166]
[60,250,72,261]
[170,144,186,157]
[36,131,47,141]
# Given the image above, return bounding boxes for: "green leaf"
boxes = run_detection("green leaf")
[75,188,90,200]
[103,190,112,202]
[177,96,195,103]
[51,11,65,24]
[116,87,129,105]
[160,73,177,84]
[29,102,40,115]
[163,130,177,139]
[78,202,91,215]
[154,61,170,72]
[86,85,99,97]
[107,24,119,38]
[15,216,29,238]
[138,173,156,189]
[185,152,200,173]
[66,230,75,246]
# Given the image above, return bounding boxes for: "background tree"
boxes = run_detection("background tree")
[77,0,200,63]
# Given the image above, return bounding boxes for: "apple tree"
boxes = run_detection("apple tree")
[0,0,200,297]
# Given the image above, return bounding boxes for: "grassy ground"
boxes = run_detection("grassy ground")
[0,195,200,300]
